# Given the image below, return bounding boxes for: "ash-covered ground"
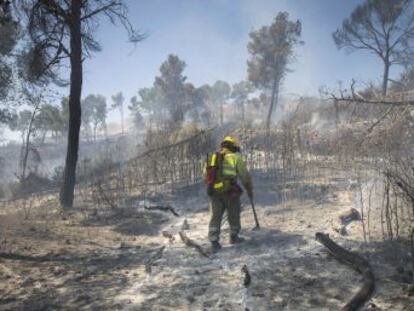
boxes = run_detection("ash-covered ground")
[0,171,413,311]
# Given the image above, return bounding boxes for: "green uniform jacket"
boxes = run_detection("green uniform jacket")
[203,147,253,194]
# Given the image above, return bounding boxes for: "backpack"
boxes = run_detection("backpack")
[205,151,232,196]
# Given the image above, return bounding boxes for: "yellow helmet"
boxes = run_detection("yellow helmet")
[221,136,241,149]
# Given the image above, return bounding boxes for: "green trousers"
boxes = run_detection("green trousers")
[208,193,241,242]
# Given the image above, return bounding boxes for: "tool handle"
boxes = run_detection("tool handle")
[249,196,260,229]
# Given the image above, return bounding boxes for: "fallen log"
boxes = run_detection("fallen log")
[315,232,375,311]
[241,265,251,287]
[143,205,180,217]
[179,231,210,259]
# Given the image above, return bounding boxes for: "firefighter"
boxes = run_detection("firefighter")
[204,136,253,253]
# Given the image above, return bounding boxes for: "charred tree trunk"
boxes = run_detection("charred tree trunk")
[60,1,83,209]
[21,105,39,182]
[266,79,279,131]
[382,57,390,97]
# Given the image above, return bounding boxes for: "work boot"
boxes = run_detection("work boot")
[210,241,222,253]
[230,235,245,244]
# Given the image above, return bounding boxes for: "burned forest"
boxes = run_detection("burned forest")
[0,1,414,310]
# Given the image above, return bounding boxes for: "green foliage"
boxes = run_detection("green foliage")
[247,12,302,90]
[200,80,231,125]
[155,54,187,127]
[247,12,302,129]
[131,56,219,130]
[0,2,19,120]
[231,81,254,105]
[0,61,12,100]
[17,42,58,86]
[128,95,144,129]
[333,0,414,55]
[184,83,210,126]
[82,94,107,139]
[129,86,163,130]
[8,109,32,135]
[231,81,254,121]
[0,2,19,56]
[137,87,160,113]
[111,92,124,110]
[210,81,231,103]
[333,0,414,95]
[34,104,64,138]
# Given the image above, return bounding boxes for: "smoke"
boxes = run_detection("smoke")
[310,112,325,130]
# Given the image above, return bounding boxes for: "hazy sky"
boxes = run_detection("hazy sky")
[82,0,399,109]
[6,0,404,136]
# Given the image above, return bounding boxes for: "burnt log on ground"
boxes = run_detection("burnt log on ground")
[315,232,375,311]
[241,264,251,287]
[143,205,180,217]
[179,231,210,259]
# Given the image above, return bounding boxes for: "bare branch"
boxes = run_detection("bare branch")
[80,1,120,21]
[38,0,68,20]
[333,96,414,107]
